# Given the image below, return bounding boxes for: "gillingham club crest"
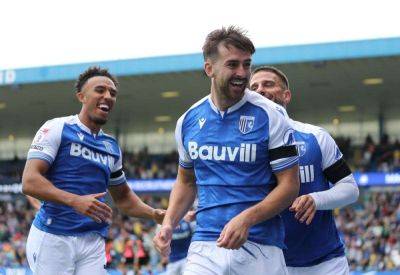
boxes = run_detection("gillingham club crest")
[239,116,255,134]
[102,141,114,154]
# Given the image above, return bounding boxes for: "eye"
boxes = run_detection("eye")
[243,62,251,69]
[264,81,275,87]
[226,61,238,68]
[95,86,105,93]
[109,89,117,97]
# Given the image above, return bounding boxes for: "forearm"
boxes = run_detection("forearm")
[115,191,155,219]
[310,174,359,210]
[22,173,78,207]
[26,195,41,210]
[239,165,299,227]
[241,180,298,227]
[163,179,196,228]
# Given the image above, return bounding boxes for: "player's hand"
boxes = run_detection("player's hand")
[153,224,173,257]
[152,208,166,224]
[289,194,316,225]
[216,214,250,249]
[70,192,112,223]
[183,210,196,222]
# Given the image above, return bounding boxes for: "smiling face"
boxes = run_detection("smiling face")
[205,44,252,105]
[250,70,291,108]
[76,76,117,132]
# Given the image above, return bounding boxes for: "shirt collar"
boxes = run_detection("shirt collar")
[207,88,250,116]
[74,115,104,136]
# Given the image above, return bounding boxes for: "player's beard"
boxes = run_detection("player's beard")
[89,113,107,126]
[218,76,248,103]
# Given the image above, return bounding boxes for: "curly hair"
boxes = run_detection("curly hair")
[74,66,118,93]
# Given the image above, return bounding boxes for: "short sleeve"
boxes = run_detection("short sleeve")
[175,114,193,169]
[317,130,343,170]
[27,119,63,165]
[267,109,298,172]
[109,146,126,186]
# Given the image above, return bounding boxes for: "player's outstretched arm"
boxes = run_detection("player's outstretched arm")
[153,166,196,257]
[22,159,112,223]
[108,183,165,224]
[217,164,300,249]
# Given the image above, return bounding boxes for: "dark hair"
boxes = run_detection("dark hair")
[251,66,290,90]
[202,26,255,60]
[74,66,118,93]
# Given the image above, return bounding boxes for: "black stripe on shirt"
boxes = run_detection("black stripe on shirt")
[323,158,351,183]
[110,168,124,179]
[269,145,297,161]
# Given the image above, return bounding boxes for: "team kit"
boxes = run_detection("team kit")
[22,26,359,275]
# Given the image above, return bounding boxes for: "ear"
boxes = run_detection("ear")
[76,91,85,103]
[204,59,213,78]
[283,89,292,105]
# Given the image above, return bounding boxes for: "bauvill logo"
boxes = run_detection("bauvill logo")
[70,143,114,168]
[188,141,256,162]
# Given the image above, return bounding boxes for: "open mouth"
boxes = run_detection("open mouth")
[98,103,110,113]
[230,78,247,87]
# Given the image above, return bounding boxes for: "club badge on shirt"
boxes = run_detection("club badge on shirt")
[239,116,255,134]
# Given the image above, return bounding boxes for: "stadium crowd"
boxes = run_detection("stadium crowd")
[0,191,399,272]
[0,133,400,272]
[336,134,400,173]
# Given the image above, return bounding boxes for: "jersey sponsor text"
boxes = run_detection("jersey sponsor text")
[188,141,256,163]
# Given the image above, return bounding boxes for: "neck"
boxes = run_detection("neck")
[78,113,101,134]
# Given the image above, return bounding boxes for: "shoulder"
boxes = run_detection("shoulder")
[245,89,289,118]
[177,95,209,126]
[43,115,75,127]
[292,120,335,147]
[37,115,76,137]
[291,120,323,134]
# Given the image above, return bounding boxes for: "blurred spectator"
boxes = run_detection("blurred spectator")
[0,190,399,272]
[1,135,400,272]
[333,133,400,172]
[337,191,400,271]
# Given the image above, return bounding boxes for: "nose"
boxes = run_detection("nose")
[235,64,247,78]
[104,89,112,99]
[257,89,273,100]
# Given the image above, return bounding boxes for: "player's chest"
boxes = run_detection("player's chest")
[59,130,118,170]
[183,114,269,163]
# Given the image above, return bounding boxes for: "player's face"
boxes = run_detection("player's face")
[77,76,117,126]
[206,44,252,102]
[250,71,291,108]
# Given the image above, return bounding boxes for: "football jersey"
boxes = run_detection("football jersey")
[27,115,126,237]
[175,89,298,248]
[169,220,194,263]
[282,119,345,267]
